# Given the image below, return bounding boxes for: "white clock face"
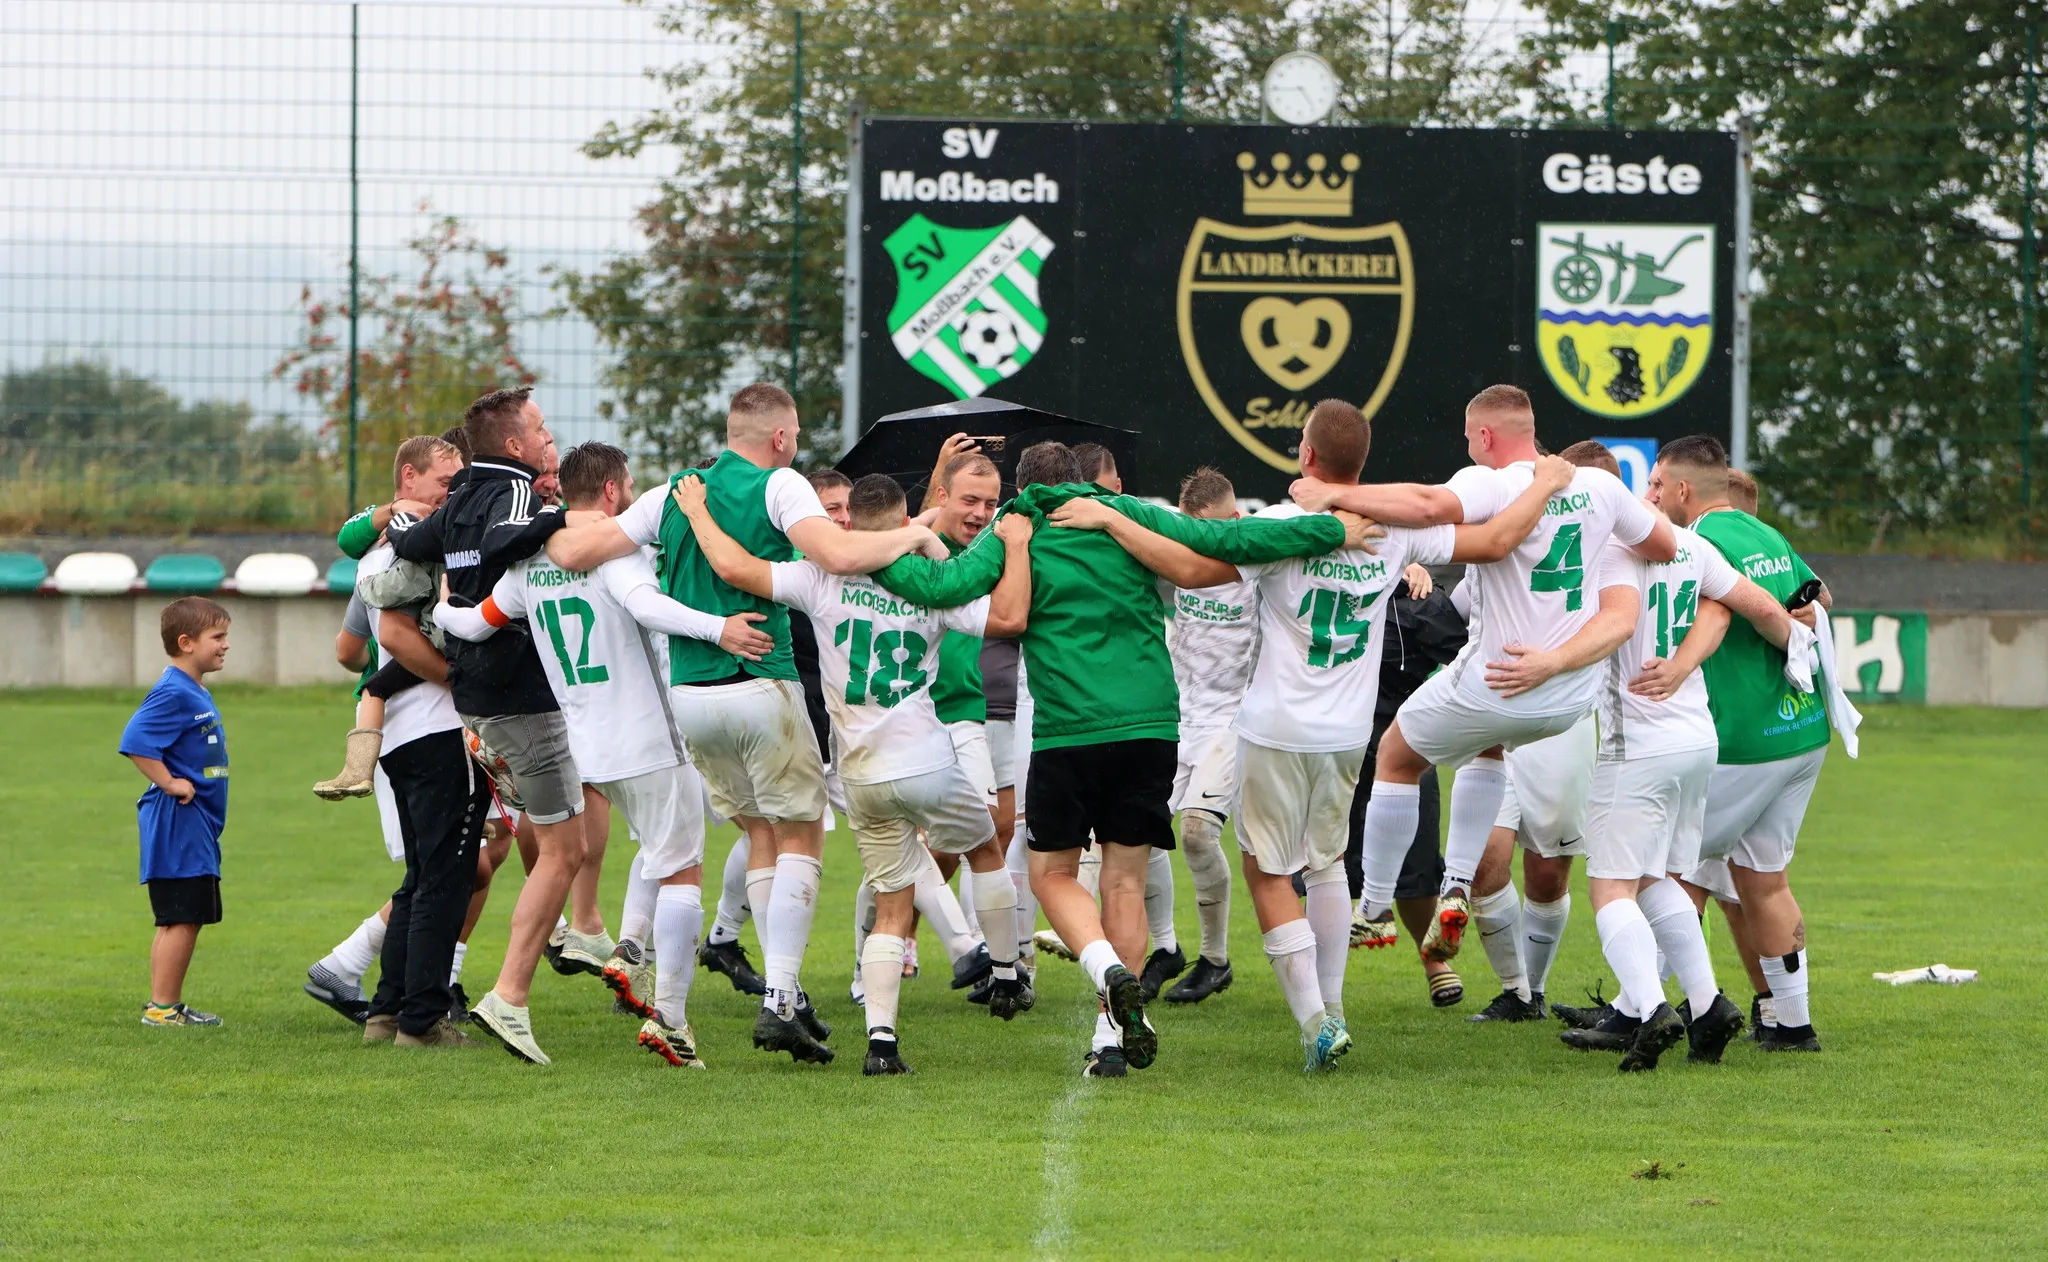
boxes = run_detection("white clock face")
[1264,51,1339,126]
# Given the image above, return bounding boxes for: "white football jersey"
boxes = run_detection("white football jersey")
[1440,462,1663,718]
[1168,573,1259,730]
[490,550,689,784]
[1596,525,1741,761]
[1232,504,1456,754]
[771,561,990,786]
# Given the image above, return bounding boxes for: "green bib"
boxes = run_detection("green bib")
[656,450,798,684]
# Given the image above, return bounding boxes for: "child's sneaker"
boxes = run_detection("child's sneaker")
[142,1001,221,1027]
[313,727,383,800]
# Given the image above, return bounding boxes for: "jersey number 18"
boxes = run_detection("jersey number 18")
[836,618,929,708]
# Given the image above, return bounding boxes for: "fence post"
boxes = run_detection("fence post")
[789,8,804,396]
[346,1,361,510]
[1604,19,1618,127]
[1731,117,1753,472]
[2023,22,2038,521]
[1172,13,1186,121]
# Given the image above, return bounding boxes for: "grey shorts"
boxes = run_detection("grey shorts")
[463,711,583,825]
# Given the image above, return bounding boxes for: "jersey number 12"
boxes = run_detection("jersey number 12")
[535,597,611,686]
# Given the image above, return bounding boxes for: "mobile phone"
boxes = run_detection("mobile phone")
[967,435,1007,452]
[1784,578,1823,611]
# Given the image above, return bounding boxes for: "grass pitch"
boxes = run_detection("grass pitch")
[1,689,2043,1258]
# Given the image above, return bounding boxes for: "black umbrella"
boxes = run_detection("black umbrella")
[835,397,1140,500]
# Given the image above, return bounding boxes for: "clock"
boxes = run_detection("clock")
[1262,51,1339,126]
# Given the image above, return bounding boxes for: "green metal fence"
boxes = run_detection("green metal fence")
[2,1,2040,551]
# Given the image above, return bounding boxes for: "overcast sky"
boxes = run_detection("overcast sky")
[3,0,1577,449]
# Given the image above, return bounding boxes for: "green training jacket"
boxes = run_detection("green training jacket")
[874,482,1343,751]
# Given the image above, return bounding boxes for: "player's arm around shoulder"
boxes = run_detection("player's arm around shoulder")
[1048,494,1237,588]
[1450,454,1576,563]
[981,513,1034,637]
[873,513,1005,607]
[670,474,774,598]
[1116,494,1348,563]
[1293,476,1466,527]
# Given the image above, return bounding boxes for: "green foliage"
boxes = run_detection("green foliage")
[558,1,1520,466]
[1515,0,2043,540]
[275,209,538,474]
[0,359,332,534]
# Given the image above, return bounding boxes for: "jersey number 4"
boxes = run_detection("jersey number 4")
[836,618,928,708]
[535,597,610,686]
[1529,523,1585,612]
[1298,587,1380,669]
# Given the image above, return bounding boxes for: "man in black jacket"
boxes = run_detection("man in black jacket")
[389,386,584,1064]
[1345,570,1471,1007]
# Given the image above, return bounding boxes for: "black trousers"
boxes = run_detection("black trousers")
[370,728,488,1035]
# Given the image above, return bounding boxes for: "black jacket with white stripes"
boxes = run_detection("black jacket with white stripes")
[389,455,565,716]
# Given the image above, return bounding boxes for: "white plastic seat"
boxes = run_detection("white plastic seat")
[233,552,319,597]
[51,552,139,595]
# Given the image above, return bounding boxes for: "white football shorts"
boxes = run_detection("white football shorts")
[669,677,826,824]
[1584,745,1715,881]
[1396,666,1586,769]
[1495,713,1597,858]
[1170,722,1241,817]
[947,719,999,808]
[1698,747,1827,874]
[846,761,997,893]
[1233,739,1367,877]
[986,718,1017,791]
[594,762,706,881]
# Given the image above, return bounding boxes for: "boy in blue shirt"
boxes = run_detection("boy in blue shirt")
[120,597,233,1027]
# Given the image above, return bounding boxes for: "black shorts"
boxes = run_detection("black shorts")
[148,875,222,927]
[1025,738,1176,852]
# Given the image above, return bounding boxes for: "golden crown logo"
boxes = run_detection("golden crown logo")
[1239,151,1360,218]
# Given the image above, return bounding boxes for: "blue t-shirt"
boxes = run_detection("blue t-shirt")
[118,666,229,882]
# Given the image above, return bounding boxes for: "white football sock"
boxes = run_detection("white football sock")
[761,853,820,1007]
[448,940,468,986]
[1144,846,1178,954]
[1471,884,1529,1000]
[743,865,775,965]
[1521,894,1570,996]
[1077,846,1102,899]
[1006,832,1037,955]
[653,884,702,1028]
[861,934,905,1039]
[326,912,386,984]
[1359,782,1421,917]
[970,868,1019,974]
[1593,899,1664,1020]
[619,850,656,949]
[1639,878,1718,1014]
[1262,919,1326,1037]
[1442,759,1508,891]
[1077,938,1121,992]
[709,835,752,945]
[911,855,977,964]
[1179,810,1231,964]
[853,880,876,964]
[1091,1008,1117,1051]
[1761,950,1812,1029]
[955,867,984,944]
[1303,865,1351,1018]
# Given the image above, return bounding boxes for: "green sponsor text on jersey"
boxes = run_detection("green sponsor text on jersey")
[1692,509,1829,764]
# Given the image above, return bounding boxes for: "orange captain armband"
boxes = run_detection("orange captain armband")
[480,597,511,629]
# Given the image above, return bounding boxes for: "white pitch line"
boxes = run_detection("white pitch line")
[1031,988,1100,1261]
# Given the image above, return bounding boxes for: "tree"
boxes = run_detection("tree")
[276,209,538,484]
[1516,0,2043,541]
[559,0,1519,467]
[0,357,305,479]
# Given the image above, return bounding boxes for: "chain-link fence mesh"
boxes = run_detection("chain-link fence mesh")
[2,1,2039,550]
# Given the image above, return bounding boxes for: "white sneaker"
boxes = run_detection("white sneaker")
[559,928,615,976]
[471,990,550,1065]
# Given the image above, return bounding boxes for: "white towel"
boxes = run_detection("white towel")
[1780,619,1817,693]
[1809,606,1863,760]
